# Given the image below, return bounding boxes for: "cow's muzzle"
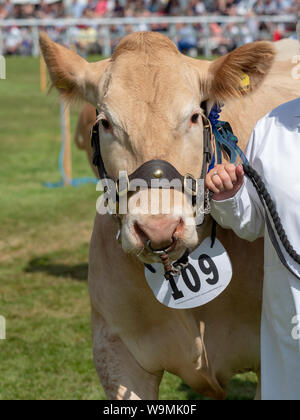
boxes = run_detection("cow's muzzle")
[134,216,183,252]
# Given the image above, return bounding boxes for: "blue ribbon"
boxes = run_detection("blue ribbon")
[208,104,249,166]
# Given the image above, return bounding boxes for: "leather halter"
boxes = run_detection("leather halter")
[91,104,213,217]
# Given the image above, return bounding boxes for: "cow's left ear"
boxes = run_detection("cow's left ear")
[208,41,275,102]
[39,32,110,104]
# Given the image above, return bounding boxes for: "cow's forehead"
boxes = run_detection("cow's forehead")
[101,52,204,114]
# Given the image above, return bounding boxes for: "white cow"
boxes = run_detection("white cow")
[40,32,300,399]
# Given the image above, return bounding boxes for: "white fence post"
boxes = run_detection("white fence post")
[203,21,211,57]
[0,315,6,340]
[102,24,111,57]
[32,26,39,57]
[0,55,6,79]
[169,23,177,44]
[0,27,4,56]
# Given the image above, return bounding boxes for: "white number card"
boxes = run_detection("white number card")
[145,237,232,309]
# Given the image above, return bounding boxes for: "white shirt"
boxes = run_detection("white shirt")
[211,98,300,400]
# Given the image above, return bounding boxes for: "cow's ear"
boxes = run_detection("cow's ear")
[208,41,275,102]
[39,32,109,104]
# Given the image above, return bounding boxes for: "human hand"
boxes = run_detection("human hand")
[206,164,245,201]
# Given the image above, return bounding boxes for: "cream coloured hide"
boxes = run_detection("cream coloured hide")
[40,31,300,400]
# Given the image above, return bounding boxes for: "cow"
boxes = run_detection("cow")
[39,31,300,400]
[74,38,300,178]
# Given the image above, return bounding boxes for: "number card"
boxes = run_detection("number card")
[145,237,232,309]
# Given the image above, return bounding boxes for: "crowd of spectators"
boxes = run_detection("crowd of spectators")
[0,0,298,56]
[0,0,298,20]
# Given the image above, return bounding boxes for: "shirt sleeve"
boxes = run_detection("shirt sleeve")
[210,124,265,242]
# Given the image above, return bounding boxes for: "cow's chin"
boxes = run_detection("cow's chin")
[121,213,199,265]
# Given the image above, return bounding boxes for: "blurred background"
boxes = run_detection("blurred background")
[0,0,299,58]
[0,0,299,401]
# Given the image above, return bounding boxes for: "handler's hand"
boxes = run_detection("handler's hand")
[206,164,244,201]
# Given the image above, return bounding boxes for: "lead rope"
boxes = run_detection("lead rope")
[146,239,190,279]
[209,104,300,279]
[243,164,300,264]
[243,164,300,279]
[161,250,190,281]
[160,253,175,280]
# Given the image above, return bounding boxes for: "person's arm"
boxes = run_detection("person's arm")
[206,128,265,242]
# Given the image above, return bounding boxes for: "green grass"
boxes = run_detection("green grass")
[0,56,257,400]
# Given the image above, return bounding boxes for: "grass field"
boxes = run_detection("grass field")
[0,56,257,400]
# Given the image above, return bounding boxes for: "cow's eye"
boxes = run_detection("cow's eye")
[191,113,200,124]
[100,118,111,130]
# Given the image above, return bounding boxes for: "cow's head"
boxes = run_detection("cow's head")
[40,32,275,264]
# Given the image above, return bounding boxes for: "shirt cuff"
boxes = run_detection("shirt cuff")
[211,184,245,206]
[210,184,245,227]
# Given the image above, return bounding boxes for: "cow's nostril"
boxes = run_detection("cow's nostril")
[173,218,185,240]
[134,222,149,244]
[134,217,183,251]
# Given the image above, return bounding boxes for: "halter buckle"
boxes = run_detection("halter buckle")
[184,174,198,196]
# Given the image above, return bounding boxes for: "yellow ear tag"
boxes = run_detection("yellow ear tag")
[56,81,68,90]
[239,73,250,92]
